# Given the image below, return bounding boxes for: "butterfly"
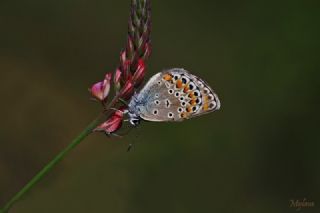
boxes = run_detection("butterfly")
[127,68,220,126]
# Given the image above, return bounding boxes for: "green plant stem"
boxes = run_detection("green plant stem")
[0,114,105,213]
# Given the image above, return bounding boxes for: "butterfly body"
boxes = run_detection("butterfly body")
[128,68,220,126]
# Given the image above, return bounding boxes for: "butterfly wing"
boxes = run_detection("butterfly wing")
[132,72,183,122]
[133,68,221,122]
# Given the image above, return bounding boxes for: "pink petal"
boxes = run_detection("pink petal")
[94,107,126,134]
[102,73,112,99]
[90,81,104,101]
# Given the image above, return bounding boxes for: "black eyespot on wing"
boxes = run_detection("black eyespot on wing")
[181,77,187,84]
[153,110,158,115]
[166,100,171,107]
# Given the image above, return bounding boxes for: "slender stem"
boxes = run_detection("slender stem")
[0,113,105,213]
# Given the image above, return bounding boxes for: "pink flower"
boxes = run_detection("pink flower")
[90,73,112,101]
[132,59,146,87]
[94,107,126,134]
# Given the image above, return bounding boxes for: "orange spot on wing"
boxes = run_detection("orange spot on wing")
[203,95,209,103]
[176,79,183,88]
[188,92,195,99]
[180,112,189,118]
[183,85,189,93]
[186,106,193,113]
[163,74,173,81]
[190,99,197,106]
[203,103,209,111]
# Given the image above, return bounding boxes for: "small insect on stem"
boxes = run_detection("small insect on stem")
[127,143,133,152]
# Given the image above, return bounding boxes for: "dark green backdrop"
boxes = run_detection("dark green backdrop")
[0,0,319,212]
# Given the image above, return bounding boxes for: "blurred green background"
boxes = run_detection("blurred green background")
[0,0,319,212]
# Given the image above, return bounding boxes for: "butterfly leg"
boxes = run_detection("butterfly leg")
[104,132,123,138]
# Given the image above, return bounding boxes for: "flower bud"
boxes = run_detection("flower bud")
[120,50,126,65]
[127,36,134,56]
[123,60,131,80]
[120,80,134,100]
[132,59,146,87]
[114,68,122,92]
[90,72,112,101]
[143,42,152,60]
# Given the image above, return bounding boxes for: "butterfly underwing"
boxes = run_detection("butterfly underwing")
[127,68,220,125]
